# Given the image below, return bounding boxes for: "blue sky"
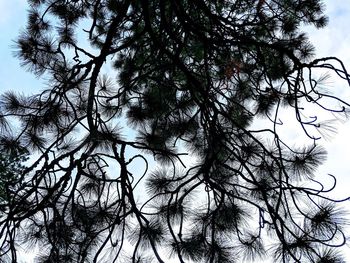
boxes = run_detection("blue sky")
[1,1,350,262]
[0,0,43,95]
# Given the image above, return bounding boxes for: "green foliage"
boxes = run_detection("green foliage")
[0,148,28,207]
[0,0,349,262]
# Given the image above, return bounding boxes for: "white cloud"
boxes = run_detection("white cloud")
[307,2,350,260]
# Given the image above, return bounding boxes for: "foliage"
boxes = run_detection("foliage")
[0,147,28,211]
[0,0,349,262]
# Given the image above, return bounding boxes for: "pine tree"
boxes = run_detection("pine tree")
[0,0,350,262]
[0,148,28,210]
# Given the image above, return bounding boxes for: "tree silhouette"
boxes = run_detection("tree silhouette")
[0,148,28,210]
[0,0,350,262]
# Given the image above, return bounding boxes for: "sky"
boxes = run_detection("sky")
[0,0,350,262]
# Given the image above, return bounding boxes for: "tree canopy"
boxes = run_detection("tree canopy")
[0,0,350,262]
[0,149,28,210]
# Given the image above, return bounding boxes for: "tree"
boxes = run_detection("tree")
[0,148,28,210]
[0,0,350,262]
